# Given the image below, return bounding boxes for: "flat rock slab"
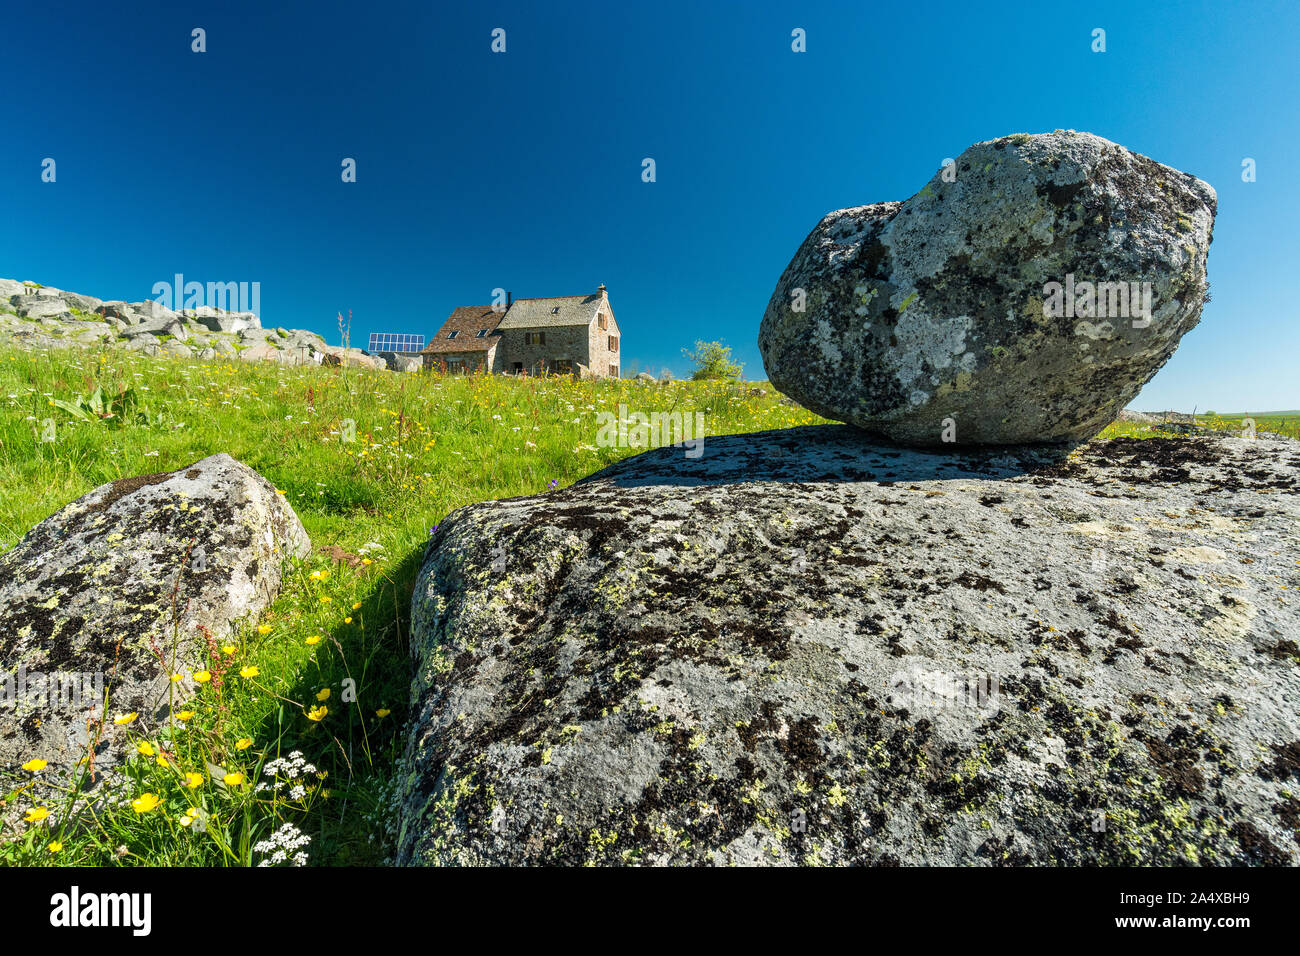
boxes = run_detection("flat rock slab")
[0,453,309,781]
[399,428,1299,865]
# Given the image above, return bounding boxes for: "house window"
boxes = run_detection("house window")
[554,359,573,374]
[598,313,608,331]
[476,329,487,337]
[609,365,619,378]
[551,307,560,315]
[447,330,459,339]
[512,362,523,372]
[609,336,618,353]
[524,331,546,345]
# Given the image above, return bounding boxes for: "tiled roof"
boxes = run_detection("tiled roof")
[495,293,604,329]
[421,306,504,353]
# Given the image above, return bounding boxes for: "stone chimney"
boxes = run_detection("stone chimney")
[598,283,607,296]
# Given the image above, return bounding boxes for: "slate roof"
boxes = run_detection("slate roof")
[421,306,504,354]
[495,293,604,329]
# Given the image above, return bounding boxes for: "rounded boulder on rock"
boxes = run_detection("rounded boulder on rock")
[759,131,1217,445]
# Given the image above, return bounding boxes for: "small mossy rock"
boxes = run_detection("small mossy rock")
[759,131,1217,446]
[398,427,1299,865]
[0,453,309,784]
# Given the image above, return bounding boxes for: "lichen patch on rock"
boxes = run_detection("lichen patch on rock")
[397,428,1299,865]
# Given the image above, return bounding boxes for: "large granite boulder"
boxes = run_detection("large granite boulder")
[398,427,1299,865]
[191,306,260,334]
[57,291,103,314]
[376,351,423,373]
[124,313,185,340]
[759,131,1217,446]
[323,348,382,370]
[0,454,310,783]
[96,301,134,321]
[9,295,73,320]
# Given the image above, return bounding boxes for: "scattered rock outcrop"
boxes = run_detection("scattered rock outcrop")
[759,131,1217,446]
[0,454,309,782]
[0,277,373,369]
[398,427,1299,865]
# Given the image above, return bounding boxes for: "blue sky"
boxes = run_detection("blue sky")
[2,0,1296,410]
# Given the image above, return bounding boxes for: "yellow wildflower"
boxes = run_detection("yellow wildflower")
[131,793,160,814]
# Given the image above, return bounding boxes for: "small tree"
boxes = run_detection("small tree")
[683,340,743,381]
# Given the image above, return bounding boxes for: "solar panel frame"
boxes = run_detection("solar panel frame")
[368,332,426,353]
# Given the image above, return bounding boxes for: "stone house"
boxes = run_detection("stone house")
[421,285,622,378]
[418,305,504,374]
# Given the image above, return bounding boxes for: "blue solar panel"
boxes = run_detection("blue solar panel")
[368,333,426,353]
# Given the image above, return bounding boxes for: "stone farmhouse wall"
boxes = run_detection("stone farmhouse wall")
[497,324,589,375]
[586,303,622,378]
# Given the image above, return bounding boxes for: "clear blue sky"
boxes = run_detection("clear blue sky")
[2,0,1296,410]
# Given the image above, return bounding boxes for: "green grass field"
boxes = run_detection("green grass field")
[1195,412,1300,439]
[0,343,823,865]
[1,342,1292,865]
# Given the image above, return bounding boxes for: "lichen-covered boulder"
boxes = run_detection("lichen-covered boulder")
[759,131,1217,445]
[0,454,309,781]
[398,428,1299,865]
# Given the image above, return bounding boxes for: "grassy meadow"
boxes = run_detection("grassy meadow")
[0,341,1292,866]
[0,343,823,865]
